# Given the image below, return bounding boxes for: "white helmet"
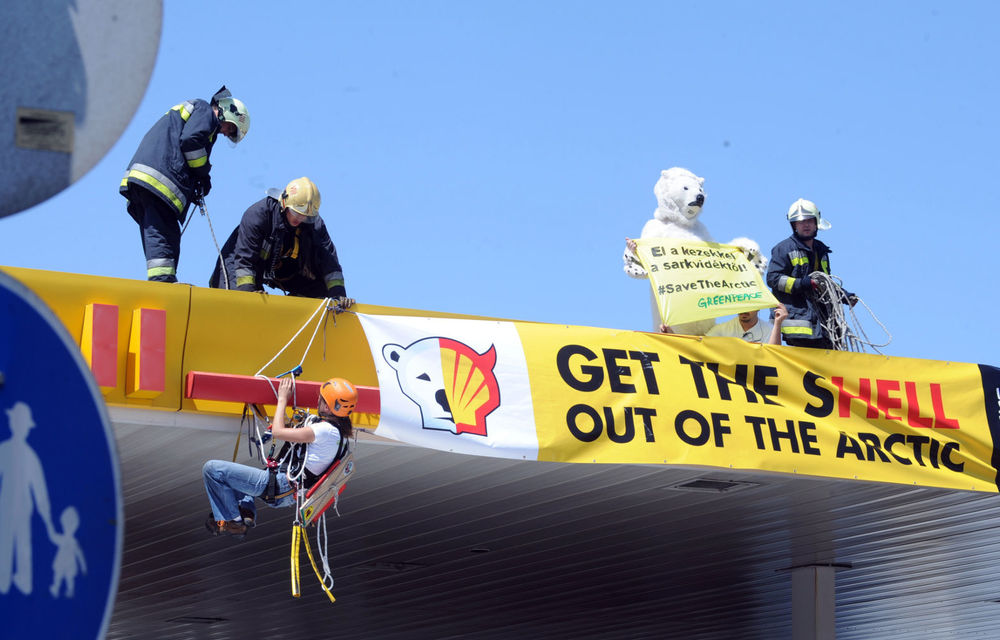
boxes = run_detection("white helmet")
[212,86,250,143]
[786,198,831,230]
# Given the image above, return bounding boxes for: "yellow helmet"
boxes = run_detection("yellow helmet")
[281,177,321,220]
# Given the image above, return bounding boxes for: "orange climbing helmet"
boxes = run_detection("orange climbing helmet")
[320,377,357,417]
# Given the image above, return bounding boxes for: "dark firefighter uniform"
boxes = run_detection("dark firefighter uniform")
[208,195,347,298]
[120,99,220,282]
[766,234,853,347]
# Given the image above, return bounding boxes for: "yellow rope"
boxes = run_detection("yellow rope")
[290,526,301,598]
[289,525,335,603]
[298,525,336,603]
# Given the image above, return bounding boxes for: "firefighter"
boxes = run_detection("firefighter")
[120,86,250,282]
[766,198,856,349]
[208,177,353,306]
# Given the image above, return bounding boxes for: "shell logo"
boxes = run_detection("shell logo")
[383,336,501,437]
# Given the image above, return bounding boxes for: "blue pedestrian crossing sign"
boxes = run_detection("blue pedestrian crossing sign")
[0,270,122,639]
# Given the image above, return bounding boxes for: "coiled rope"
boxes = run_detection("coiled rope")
[810,271,892,354]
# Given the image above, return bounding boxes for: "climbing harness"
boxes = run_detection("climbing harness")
[810,271,892,354]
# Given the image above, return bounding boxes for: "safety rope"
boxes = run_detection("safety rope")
[199,198,229,290]
[290,524,336,603]
[241,295,348,466]
[181,197,230,289]
[284,426,308,486]
[290,486,336,601]
[180,203,196,235]
[810,271,892,354]
[253,297,332,378]
[315,513,335,587]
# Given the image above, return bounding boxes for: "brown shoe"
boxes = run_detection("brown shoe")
[238,505,256,528]
[205,513,248,538]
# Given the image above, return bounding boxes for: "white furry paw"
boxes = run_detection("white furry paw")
[623,249,647,278]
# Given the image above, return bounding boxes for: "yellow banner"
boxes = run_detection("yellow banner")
[635,238,778,326]
[14,260,992,495]
[517,323,999,493]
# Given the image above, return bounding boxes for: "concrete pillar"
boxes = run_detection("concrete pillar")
[791,565,836,640]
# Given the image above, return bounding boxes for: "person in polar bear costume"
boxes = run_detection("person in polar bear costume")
[623,167,767,335]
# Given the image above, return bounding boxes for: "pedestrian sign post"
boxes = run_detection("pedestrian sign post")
[0,270,122,639]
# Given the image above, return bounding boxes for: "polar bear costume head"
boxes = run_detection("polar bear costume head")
[653,167,706,226]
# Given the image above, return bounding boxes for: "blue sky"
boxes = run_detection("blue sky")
[4,1,999,366]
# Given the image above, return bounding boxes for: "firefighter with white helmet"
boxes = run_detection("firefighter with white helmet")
[765,198,855,349]
[120,86,250,282]
[209,177,353,306]
[785,198,831,230]
[213,91,250,143]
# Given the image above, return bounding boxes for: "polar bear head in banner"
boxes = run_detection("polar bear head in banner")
[382,337,501,436]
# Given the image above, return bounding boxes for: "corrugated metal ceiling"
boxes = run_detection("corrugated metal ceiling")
[105,413,1000,639]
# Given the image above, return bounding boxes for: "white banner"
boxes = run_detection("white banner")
[357,314,539,460]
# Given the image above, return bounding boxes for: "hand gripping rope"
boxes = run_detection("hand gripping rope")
[809,271,892,353]
[238,296,341,464]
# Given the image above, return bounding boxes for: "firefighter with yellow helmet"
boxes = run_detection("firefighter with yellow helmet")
[120,86,250,282]
[209,177,352,306]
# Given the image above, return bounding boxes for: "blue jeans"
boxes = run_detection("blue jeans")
[202,460,296,522]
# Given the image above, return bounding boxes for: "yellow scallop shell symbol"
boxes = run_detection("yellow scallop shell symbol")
[439,340,499,433]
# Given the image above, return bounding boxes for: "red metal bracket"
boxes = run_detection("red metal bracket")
[184,371,379,414]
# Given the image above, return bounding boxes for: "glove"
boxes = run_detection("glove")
[196,175,211,197]
[333,296,355,310]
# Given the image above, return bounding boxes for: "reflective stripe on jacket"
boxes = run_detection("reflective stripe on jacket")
[765,234,837,340]
[219,196,347,297]
[119,99,219,219]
